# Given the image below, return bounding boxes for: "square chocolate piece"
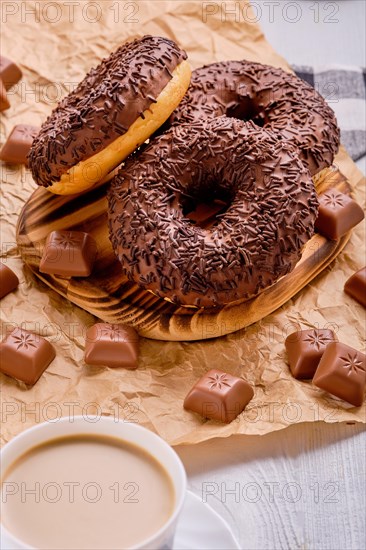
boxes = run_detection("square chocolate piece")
[344,267,366,308]
[0,125,40,165]
[0,79,10,111]
[0,56,22,90]
[184,369,254,423]
[39,231,97,277]
[313,342,366,407]
[0,262,19,299]
[315,189,364,240]
[0,328,56,385]
[285,328,337,379]
[85,323,139,369]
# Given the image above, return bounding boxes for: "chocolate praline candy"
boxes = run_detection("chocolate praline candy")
[315,189,364,240]
[285,328,337,379]
[313,342,366,407]
[0,79,10,111]
[0,263,19,299]
[184,369,254,423]
[0,125,40,165]
[0,56,22,90]
[39,231,97,277]
[344,267,366,308]
[0,328,55,385]
[84,323,139,369]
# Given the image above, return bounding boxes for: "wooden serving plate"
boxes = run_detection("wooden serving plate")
[16,166,352,341]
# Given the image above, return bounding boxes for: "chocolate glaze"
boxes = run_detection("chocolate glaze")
[108,117,318,308]
[170,60,340,176]
[29,36,187,189]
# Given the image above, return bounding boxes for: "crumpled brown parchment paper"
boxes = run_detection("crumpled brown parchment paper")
[1,1,365,446]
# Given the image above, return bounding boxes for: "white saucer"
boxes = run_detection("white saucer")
[174,491,241,550]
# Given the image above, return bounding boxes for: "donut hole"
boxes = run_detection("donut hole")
[183,185,232,229]
[226,97,265,127]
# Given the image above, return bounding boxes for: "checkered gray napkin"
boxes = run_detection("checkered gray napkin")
[293,65,366,161]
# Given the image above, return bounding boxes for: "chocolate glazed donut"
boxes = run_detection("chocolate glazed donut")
[29,36,190,195]
[170,61,340,176]
[108,117,318,308]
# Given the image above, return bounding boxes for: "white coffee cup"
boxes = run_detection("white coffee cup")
[0,417,187,550]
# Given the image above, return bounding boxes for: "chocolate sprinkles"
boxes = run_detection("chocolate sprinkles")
[108,117,318,308]
[170,60,340,176]
[29,36,187,188]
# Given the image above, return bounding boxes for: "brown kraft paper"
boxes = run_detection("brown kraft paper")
[0,1,365,446]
